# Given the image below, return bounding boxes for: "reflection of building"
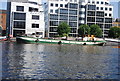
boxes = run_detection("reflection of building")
[44,0,113,37]
[0,10,7,35]
[113,18,120,28]
[7,0,45,37]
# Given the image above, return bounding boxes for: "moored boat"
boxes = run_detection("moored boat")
[16,36,106,45]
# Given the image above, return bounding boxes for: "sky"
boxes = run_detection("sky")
[0,0,120,18]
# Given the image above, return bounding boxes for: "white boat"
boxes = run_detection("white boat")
[16,36,106,45]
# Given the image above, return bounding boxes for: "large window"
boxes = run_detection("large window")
[69,22,77,27]
[14,21,25,29]
[87,11,95,16]
[88,5,96,10]
[60,15,68,20]
[16,6,24,11]
[87,17,95,22]
[69,16,77,21]
[69,3,78,9]
[96,11,104,17]
[32,15,39,20]
[49,27,57,32]
[50,21,58,26]
[69,10,77,15]
[60,9,68,14]
[50,14,58,20]
[32,24,39,28]
[29,7,38,12]
[105,18,112,23]
[96,18,104,22]
[14,12,26,20]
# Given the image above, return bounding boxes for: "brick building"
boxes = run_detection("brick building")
[0,10,7,35]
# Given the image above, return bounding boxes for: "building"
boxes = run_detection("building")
[44,0,113,37]
[113,18,120,27]
[7,0,45,37]
[0,10,7,36]
[118,1,120,18]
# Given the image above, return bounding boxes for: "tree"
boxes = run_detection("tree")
[90,24,102,37]
[0,26,2,36]
[57,22,71,38]
[78,24,90,37]
[108,27,120,38]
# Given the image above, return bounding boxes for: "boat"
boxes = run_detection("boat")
[16,36,106,45]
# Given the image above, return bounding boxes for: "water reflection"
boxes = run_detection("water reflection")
[2,42,119,79]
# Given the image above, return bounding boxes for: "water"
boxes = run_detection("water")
[1,42,119,79]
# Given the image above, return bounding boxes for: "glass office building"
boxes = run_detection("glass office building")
[44,0,113,37]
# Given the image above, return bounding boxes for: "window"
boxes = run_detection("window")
[14,12,26,20]
[29,7,38,12]
[16,6,24,11]
[60,4,63,7]
[55,4,58,7]
[92,1,95,4]
[101,2,103,4]
[109,8,112,11]
[105,13,107,16]
[69,10,77,15]
[96,11,104,17]
[60,9,68,14]
[32,15,39,20]
[69,3,78,9]
[105,8,107,10]
[87,11,95,16]
[70,0,72,2]
[32,24,39,28]
[65,4,68,8]
[97,7,99,10]
[14,21,25,29]
[50,3,53,6]
[50,9,53,13]
[105,2,108,5]
[88,5,96,10]
[109,14,111,16]
[50,14,58,20]
[101,7,103,10]
[97,1,99,4]
[50,21,58,26]
[65,0,68,1]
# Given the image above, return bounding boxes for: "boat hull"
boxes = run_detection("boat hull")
[16,37,106,45]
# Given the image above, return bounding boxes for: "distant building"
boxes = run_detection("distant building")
[0,10,7,35]
[7,0,45,37]
[113,18,120,27]
[44,0,113,37]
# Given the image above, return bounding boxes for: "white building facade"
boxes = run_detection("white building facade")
[44,0,113,37]
[7,0,45,37]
